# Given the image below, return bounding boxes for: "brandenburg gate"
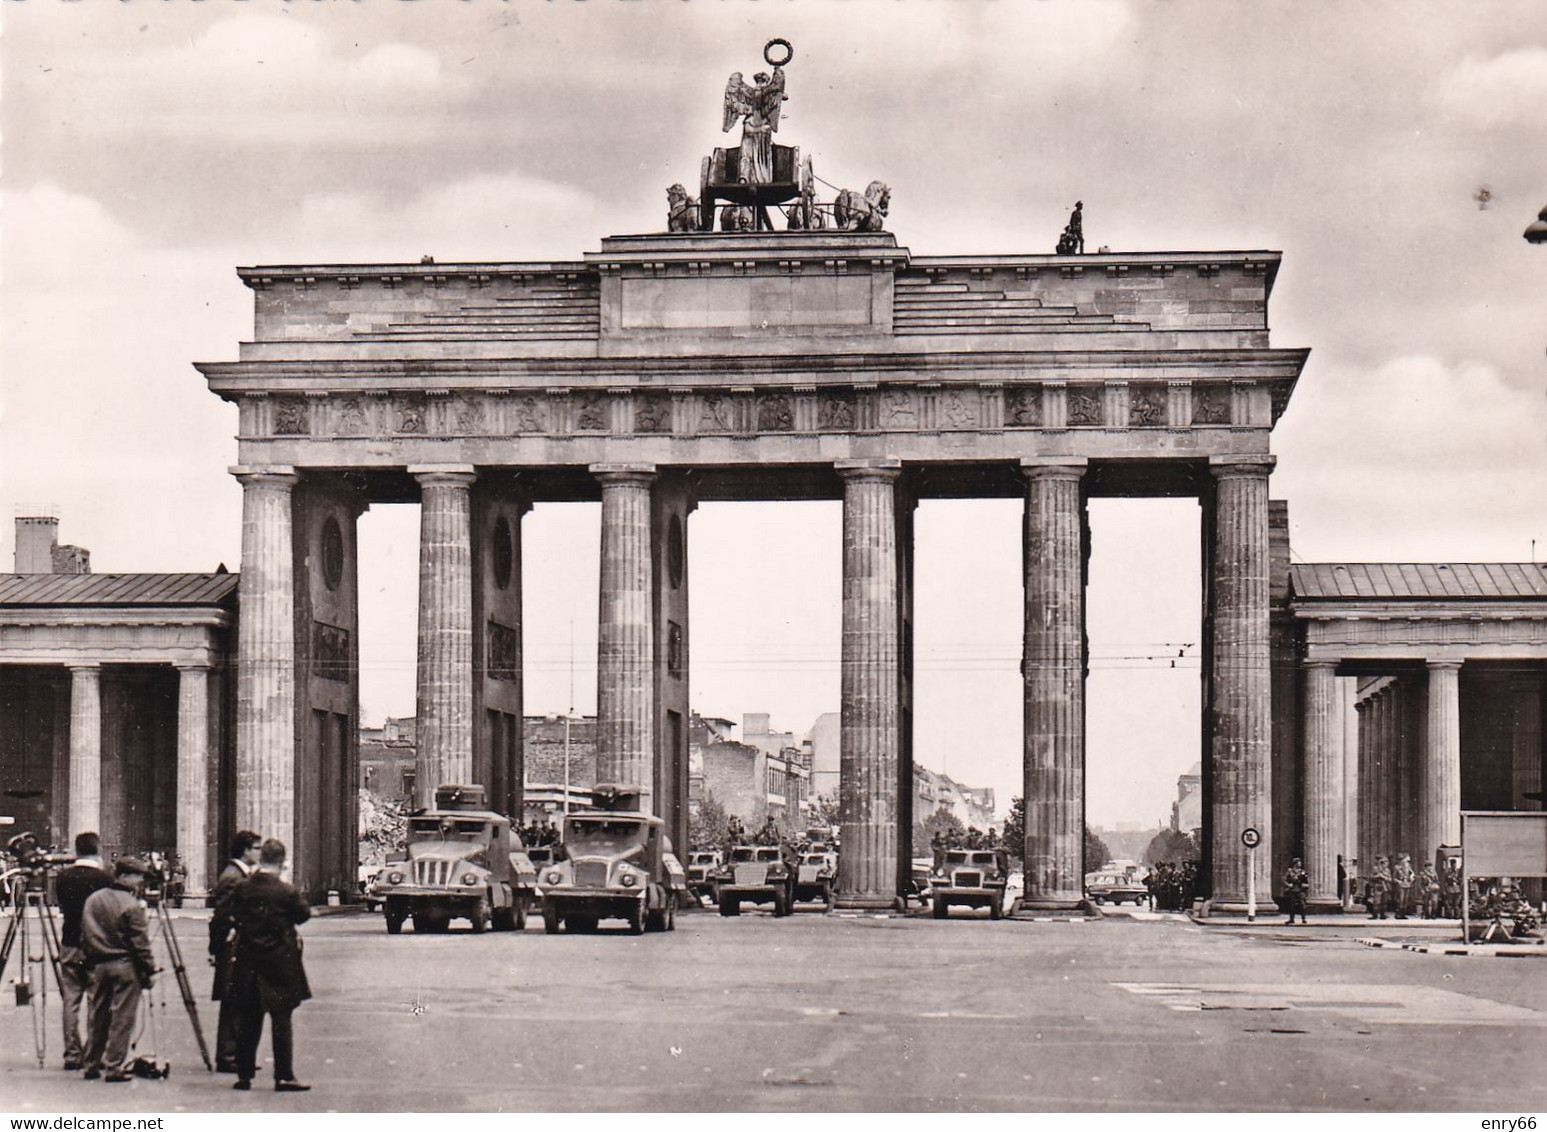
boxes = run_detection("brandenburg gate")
[196,48,1308,910]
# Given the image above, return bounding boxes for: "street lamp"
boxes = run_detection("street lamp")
[1526,204,1547,244]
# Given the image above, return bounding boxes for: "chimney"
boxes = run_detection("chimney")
[14,513,59,573]
[13,509,90,574]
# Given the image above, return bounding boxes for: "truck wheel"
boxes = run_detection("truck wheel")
[629,901,648,935]
[491,904,516,932]
[665,897,676,931]
[932,895,948,920]
[990,896,1004,921]
[773,891,791,918]
[385,912,404,935]
[385,900,407,935]
[708,883,721,906]
[412,910,444,934]
[543,905,560,934]
[514,894,530,931]
[471,898,491,933]
[720,897,739,917]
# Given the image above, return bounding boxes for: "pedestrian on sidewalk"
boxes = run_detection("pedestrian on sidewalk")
[79,858,156,1082]
[210,829,262,1073]
[1282,858,1309,925]
[53,832,114,1071]
[228,839,312,1093]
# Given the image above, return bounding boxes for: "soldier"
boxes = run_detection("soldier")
[1417,861,1442,918]
[1281,857,1309,925]
[1391,852,1416,920]
[1367,855,1392,919]
[726,815,745,848]
[1440,859,1464,918]
[754,815,781,847]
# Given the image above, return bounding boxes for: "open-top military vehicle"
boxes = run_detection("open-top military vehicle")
[686,849,723,905]
[930,847,1009,920]
[369,785,538,934]
[538,785,687,935]
[713,843,795,917]
[792,848,837,909]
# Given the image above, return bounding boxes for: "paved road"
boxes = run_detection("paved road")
[2,907,1544,1112]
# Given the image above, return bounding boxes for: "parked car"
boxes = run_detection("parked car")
[1085,871,1149,906]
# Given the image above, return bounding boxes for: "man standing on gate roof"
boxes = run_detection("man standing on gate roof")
[1281,857,1309,925]
[79,858,156,1082]
[228,838,312,1093]
[210,829,262,1074]
[53,832,114,1072]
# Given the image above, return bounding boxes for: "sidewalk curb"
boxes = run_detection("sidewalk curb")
[1358,936,1547,957]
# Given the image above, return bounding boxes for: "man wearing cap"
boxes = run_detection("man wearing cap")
[79,858,156,1082]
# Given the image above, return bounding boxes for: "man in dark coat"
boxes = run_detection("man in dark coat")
[1281,857,1310,925]
[209,829,261,1073]
[227,839,312,1093]
[79,858,155,1082]
[54,832,114,1070]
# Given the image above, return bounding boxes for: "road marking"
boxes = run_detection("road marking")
[1113,982,1546,1026]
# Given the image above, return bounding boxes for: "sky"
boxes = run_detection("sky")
[2,0,1544,828]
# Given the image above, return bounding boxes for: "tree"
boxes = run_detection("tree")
[808,791,841,829]
[1143,827,1199,865]
[912,808,966,854]
[689,790,729,851]
[1084,827,1113,871]
[1001,796,1026,861]
[357,787,408,867]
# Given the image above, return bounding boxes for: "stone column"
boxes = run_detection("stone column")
[233,467,298,850]
[834,458,903,910]
[1021,459,1087,908]
[411,465,478,807]
[67,663,102,837]
[1355,695,1374,873]
[1372,686,1393,861]
[1302,661,1341,907]
[593,464,657,808]
[1340,677,1360,903]
[1512,675,1543,810]
[1208,457,1275,910]
[1422,661,1463,859]
[175,664,211,897]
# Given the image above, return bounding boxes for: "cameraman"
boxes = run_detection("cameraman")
[80,858,156,1082]
[54,833,114,1072]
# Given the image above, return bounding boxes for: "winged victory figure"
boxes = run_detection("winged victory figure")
[722,65,786,185]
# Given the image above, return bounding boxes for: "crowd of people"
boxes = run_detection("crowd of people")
[1354,853,1457,919]
[48,829,314,1092]
[516,820,561,848]
[1145,860,1200,911]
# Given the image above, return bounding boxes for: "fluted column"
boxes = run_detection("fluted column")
[593,464,656,809]
[1512,675,1543,810]
[1340,677,1360,898]
[1373,686,1393,860]
[1208,456,1275,910]
[175,663,211,896]
[1021,459,1087,908]
[1302,661,1340,906]
[411,465,477,807]
[233,466,298,850]
[1422,661,1462,859]
[1356,696,1373,872]
[834,458,902,910]
[67,663,102,837]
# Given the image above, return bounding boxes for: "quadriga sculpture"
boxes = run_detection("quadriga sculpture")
[833,181,891,232]
[666,184,700,232]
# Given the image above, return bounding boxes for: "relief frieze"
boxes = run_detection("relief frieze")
[273,396,309,436]
[576,393,608,430]
[511,395,546,433]
[699,394,731,432]
[634,395,669,434]
[1067,388,1103,426]
[1130,385,1166,427]
[942,388,977,429]
[757,393,795,432]
[336,397,368,436]
[1192,385,1231,425]
[880,388,916,427]
[1004,386,1041,427]
[393,394,427,434]
[818,391,856,430]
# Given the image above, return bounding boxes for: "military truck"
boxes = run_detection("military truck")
[792,849,837,909]
[930,847,1009,920]
[713,844,795,917]
[686,849,723,905]
[538,785,687,935]
[369,785,538,934]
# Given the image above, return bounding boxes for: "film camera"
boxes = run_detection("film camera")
[3,832,75,888]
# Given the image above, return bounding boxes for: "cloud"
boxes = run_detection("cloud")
[1274,355,1547,560]
[1429,46,1547,129]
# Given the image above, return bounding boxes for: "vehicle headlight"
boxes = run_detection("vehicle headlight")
[546,870,563,885]
[387,871,404,885]
[461,872,479,886]
[620,872,637,887]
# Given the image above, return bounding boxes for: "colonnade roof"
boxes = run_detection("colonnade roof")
[0,573,239,607]
[1290,563,1547,602]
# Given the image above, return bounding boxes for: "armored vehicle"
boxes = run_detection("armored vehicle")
[714,844,795,917]
[686,849,723,904]
[792,849,837,909]
[538,786,687,935]
[930,848,1009,920]
[369,785,538,934]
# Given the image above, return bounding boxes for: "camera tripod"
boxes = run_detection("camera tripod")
[0,867,65,1068]
[146,897,214,1072]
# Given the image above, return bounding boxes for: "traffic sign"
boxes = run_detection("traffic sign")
[1241,827,1261,849]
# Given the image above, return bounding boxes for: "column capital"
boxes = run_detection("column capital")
[1208,455,1276,479]
[1304,660,1339,671]
[1020,457,1088,482]
[66,662,102,673]
[590,462,657,486]
[409,464,477,488]
[173,662,213,674]
[230,465,299,488]
[835,457,902,482]
[1426,659,1464,671]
